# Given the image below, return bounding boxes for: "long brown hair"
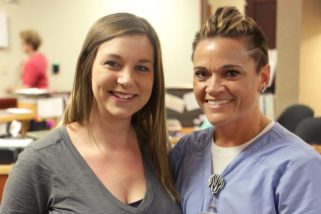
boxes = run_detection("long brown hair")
[63,13,179,202]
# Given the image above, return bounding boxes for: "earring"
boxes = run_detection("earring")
[260,86,266,94]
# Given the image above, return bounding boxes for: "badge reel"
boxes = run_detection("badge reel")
[200,174,225,214]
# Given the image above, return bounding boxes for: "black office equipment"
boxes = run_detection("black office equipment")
[0,148,18,164]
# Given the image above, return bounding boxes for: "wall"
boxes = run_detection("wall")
[299,0,321,116]
[208,0,246,14]
[276,0,321,117]
[0,0,200,97]
[275,0,302,117]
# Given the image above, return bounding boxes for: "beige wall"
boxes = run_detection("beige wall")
[299,0,321,116]
[276,0,321,117]
[0,0,200,97]
[275,0,302,117]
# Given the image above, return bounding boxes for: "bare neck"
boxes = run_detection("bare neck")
[88,109,135,150]
[214,110,271,147]
[27,50,37,57]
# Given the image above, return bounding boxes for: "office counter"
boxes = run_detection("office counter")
[0,109,35,123]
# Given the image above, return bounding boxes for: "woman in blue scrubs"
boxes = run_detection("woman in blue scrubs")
[171,6,321,214]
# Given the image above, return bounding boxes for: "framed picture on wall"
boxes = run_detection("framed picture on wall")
[0,11,9,48]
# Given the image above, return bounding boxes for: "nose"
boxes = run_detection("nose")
[205,75,224,95]
[117,68,135,88]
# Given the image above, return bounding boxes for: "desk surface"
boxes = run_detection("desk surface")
[0,164,12,175]
[0,109,35,123]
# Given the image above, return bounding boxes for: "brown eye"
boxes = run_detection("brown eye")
[194,70,209,80]
[225,70,240,78]
[104,61,121,69]
[135,65,150,72]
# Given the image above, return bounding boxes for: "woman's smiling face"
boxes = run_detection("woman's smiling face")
[193,37,269,127]
[91,34,154,120]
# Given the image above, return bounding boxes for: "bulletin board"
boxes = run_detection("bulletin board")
[166,87,202,127]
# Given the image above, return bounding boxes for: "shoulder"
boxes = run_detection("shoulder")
[27,53,47,65]
[270,123,319,157]
[170,127,213,176]
[20,126,68,166]
[256,123,321,171]
[29,126,67,151]
[6,128,67,184]
[171,127,213,158]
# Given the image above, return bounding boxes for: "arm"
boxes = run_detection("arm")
[0,148,52,214]
[276,156,321,214]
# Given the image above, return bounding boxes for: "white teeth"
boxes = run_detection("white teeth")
[112,92,135,100]
[207,99,231,106]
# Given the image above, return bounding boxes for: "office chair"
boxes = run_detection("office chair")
[295,117,321,145]
[277,104,314,132]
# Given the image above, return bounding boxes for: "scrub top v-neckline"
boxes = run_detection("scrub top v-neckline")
[61,126,153,213]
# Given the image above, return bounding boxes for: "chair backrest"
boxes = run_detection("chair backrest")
[295,117,321,144]
[277,104,314,132]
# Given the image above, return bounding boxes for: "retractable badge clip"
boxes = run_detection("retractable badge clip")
[200,174,225,214]
[208,173,225,195]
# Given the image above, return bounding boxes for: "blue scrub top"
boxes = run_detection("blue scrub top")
[171,123,321,214]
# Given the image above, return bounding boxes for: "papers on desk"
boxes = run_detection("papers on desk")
[0,138,33,148]
[15,88,50,96]
[165,92,200,113]
[37,97,64,118]
[0,123,7,136]
[183,92,199,111]
[165,93,185,113]
[6,108,32,114]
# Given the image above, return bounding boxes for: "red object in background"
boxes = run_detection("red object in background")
[22,53,48,89]
[0,98,17,109]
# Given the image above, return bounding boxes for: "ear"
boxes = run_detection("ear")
[259,64,270,90]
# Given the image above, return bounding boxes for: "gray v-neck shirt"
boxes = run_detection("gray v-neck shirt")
[0,126,182,214]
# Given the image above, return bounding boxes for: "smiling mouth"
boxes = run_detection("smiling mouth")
[109,91,138,100]
[206,99,233,107]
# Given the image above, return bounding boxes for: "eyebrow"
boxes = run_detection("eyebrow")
[221,64,243,69]
[193,64,243,70]
[104,54,153,64]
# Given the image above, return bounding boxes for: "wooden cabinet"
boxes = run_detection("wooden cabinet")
[246,0,277,49]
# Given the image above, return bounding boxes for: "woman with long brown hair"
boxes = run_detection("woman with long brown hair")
[1,13,181,214]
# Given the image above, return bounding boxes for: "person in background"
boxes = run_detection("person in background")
[171,6,321,214]
[7,30,48,93]
[1,13,181,214]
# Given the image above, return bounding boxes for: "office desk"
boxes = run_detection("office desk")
[0,109,36,136]
[170,127,195,145]
[0,109,35,123]
[311,144,321,154]
[0,164,12,202]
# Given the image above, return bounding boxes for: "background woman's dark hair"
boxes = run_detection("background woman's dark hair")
[192,6,269,72]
